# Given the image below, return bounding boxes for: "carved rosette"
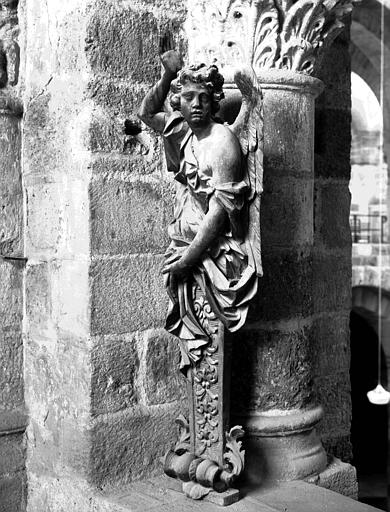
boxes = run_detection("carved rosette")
[187,0,357,76]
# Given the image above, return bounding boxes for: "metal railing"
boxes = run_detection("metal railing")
[350,214,388,243]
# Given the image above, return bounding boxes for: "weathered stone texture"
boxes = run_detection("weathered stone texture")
[314,181,352,250]
[92,334,139,416]
[0,330,23,410]
[315,371,352,444]
[310,314,350,377]
[143,329,185,406]
[0,471,26,512]
[86,3,160,83]
[313,253,351,314]
[249,250,313,322]
[90,178,173,256]
[91,403,183,488]
[25,336,91,477]
[231,326,313,414]
[0,259,23,331]
[90,255,167,335]
[0,433,25,475]
[0,114,22,256]
[260,176,313,248]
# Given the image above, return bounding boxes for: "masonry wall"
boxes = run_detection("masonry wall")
[21,0,188,507]
[313,29,353,461]
[0,0,27,509]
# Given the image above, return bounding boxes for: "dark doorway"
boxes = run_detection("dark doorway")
[350,310,388,510]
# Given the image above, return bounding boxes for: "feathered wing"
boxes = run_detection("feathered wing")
[229,66,264,277]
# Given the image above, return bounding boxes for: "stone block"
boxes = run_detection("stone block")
[143,329,185,406]
[314,180,351,250]
[90,150,163,180]
[0,114,22,256]
[0,432,25,476]
[86,2,160,83]
[91,402,183,488]
[313,252,351,314]
[0,471,26,512]
[92,333,140,416]
[0,330,23,410]
[87,78,148,117]
[249,250,313,322]
[25,259,90,340]
[25,178,89,260]
[231,326,313,413]
[322,435,353,464]
[307,457,357,499]
[314,108,351,179]
[87,106,124,153]
[90,255,168,335]
[311,313,350,377]
[25,335,91,476]
[262,86,314,179]
[261,176,312,248]
[0,191,23,256]
[90,178,172,256]
[0,259,23,331]
[315,371,351,438]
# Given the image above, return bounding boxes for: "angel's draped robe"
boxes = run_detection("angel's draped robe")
[163,112,258,371]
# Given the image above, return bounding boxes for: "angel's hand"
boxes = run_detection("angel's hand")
[160,50,182,77]
[162,255,191,279]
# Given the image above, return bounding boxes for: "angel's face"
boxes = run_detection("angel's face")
[180,82,212,127]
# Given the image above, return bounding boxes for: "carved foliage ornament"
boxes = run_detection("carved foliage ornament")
[187,0,357,75]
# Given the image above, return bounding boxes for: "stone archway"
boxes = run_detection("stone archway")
[351,285,390,509]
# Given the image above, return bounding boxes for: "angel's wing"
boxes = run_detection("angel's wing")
[229,66,264,277]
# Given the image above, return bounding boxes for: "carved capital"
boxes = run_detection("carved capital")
[187,0,357,76]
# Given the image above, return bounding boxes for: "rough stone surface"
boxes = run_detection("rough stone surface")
[0,472,26,512]
[312,252,351,314]
[314,180,352,250]
[249,250,313,322]
[90,178,173,256]
[143,329,185,406]
[307,457,357,499]
[91,402,183,488]
[92,334,140,416]
[0,259,23,331]
[0,330,24,410]
[315,371,352,450]
[0,113,22,256]
[231,326,313,413]
[310,313,350,377]
[260,176,313,248]
[86,3,160,83]
[0,433,26,476]
[90,255,168,335]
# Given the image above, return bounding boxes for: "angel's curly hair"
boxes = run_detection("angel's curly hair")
[170,63,225,114]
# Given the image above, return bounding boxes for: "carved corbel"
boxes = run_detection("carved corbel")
[187,0,358,75]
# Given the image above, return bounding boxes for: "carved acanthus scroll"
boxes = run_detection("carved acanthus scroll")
[187,0,356,75]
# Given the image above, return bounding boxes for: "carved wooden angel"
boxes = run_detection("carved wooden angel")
[139,51,263,499]
[139,52,263,374]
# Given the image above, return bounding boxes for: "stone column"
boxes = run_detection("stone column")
[187,0,357,487]
[0,1,26,509]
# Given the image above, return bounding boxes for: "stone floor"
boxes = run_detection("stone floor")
[100,477,382,512]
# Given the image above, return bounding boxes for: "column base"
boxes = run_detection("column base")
[234,406,327,484]
[306,456,358,499]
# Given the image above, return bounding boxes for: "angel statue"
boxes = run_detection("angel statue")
[139,50,263,503]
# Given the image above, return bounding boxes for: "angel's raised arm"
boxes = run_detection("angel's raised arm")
[138,50,182,133]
